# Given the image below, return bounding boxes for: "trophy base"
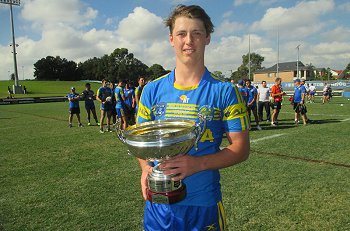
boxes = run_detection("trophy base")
[147,184,186,204]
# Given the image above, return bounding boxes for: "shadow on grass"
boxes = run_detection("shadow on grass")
[253,149,350,169]
[249,118,342,131]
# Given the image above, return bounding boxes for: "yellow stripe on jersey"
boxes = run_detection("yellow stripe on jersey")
[167,103,199,110]
[166,110,198,115]
[137,102,151,121]
[173,83,199,90]
[165,114,198,119]
[232,85,243,104]
[218,201,227,230]
[152,73,169,82]
[210,73,226,82]
[223,103,249,130]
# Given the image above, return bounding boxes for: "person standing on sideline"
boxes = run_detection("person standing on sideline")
[67,87,83,128]
[136,5,250,230]
[293,79,307,125]
[81,83,99,126]
[257,80,271,122]
[124,81,136,125]
[246,79,262,130]
[270,77,286,126]
[300,79,310,123]
[96,79,113,133]
[114,79,127,130]
[135,76,145,116]
[237,79,249,106]
[308,83,316,103]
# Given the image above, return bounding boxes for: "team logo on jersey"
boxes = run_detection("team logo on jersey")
[198,105,213,121]
[205,223,217,230]
[152,102,167,119]
[179,95,190,103]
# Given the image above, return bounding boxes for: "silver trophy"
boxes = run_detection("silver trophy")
[116,105,209,204]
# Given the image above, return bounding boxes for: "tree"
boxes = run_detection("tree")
[34,56,79,80]
[146,64,169,81]
[232,52,264,81]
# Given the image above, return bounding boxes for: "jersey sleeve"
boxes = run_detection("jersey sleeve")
[137,84,154,123]
[222,84,249,132]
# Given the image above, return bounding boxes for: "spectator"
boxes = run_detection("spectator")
[67,87,83,128]
[246,79,261,130]
[293,79,307,125]
[114,79,127,130]
[81,83,99,126]
[308,83,316,103]
[257,80,271,122]
[96,79,114,133]
[135,76,145,116]
[124,81,136,125]
[270,77,286,126]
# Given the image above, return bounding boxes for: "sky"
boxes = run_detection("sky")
[1,0,350,81]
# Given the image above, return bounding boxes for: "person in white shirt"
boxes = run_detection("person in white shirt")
[308,83,316,103]
[257,80,271,122]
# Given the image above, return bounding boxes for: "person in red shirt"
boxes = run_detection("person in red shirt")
[270,77,286,126]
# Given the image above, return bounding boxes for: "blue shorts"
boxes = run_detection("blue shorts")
[116,107,125,118]
[143,200,226,231]
[101,102,113,111]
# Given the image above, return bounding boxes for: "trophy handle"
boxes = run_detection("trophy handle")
[194,114,207,150]
[115,119,126,144]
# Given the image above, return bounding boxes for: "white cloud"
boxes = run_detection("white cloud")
[338,2,350,12]
[250,0,334,39]
[21,0,97,29]
[216,19,246,36]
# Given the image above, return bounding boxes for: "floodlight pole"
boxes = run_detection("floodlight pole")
[1,0,21,92]
[248,34,251,80]
[296,44,301,79]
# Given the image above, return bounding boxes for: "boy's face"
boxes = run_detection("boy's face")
[169,16,210,66]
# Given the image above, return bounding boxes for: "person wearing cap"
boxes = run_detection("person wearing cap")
[96,79,114,133]
[81,83,99,126]
[236,79,249,105]
[293,79,307,125]
[67,87,83,128]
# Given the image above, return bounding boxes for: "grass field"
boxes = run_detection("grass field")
[0,96,349,230]
[0,80,101,99]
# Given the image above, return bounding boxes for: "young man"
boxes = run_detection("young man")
[136,5,250,230]
[237,79,248,106]
[293,79,307,125]
[270,77,286,126]
[257,80,271,122]
[114,79,127,130]
[96,79,113,133]
[134,76,145,116]
[81,83,99,126]
[67,87,83,128]
[246,79,261,130]
[308,83,316,103]
[123,81,135,125]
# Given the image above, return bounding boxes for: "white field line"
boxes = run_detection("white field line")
[250,133,286,143]
[340,118,350,122]
[220,133,286,149]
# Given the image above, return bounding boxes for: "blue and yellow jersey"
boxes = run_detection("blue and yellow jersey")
[124,88,134,107]
[114,86,125,109]
[67,93,80,108]
[238,86,249,105]
[137,68,248,207]
[293,85,306,103]
[97,86,113,102]
[247,85,258,104]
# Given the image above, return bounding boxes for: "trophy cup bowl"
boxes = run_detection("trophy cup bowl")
[116,118,206,204]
